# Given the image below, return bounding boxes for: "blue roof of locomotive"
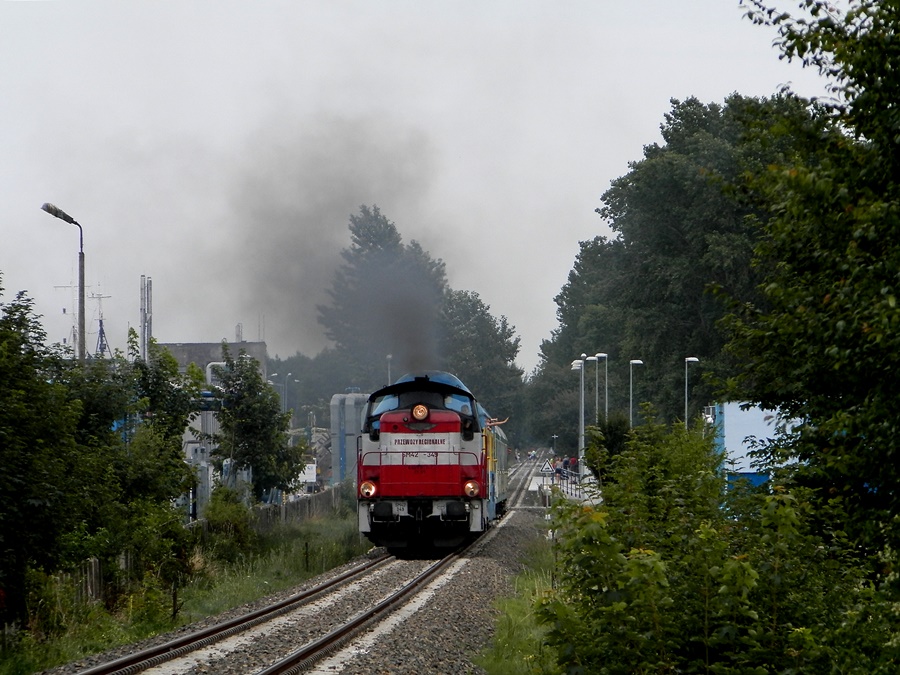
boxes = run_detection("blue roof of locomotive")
[374,371,505,431]
[390,370,473,396]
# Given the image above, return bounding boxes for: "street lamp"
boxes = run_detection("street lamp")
[41,203,85,362]
[282,372,293,414]
[551,434,558,454]
[387,354,392,384]
[597,353,608,421]
[685,357,700,429]
[571,355,586,477]
[629,359,644,427]
[584,355,598,426]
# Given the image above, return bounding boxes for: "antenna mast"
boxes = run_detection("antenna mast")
[91,291,112,358]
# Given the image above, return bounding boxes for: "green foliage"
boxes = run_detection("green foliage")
[316,205,448,392]
[120,425,195,505]
[725,1,900,554]
[128,332,202,443]
[536,422,900,673]
[203,486,258,563]
[477,539,563,675]
[210,344,302,500]
[0,283,85,625]
[0,277,211,632]
[525,94,814,452]
[1,510,368,675]
[583,411,630,482]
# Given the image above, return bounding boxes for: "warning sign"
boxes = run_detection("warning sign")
[539,460,554,474]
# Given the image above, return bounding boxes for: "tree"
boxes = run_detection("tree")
[440,289,524,427]
[317,205,448,392]
[0,283,83,625]
[527,94,811,442]
[538,421,900,672]
[313,205,528,443]
[724,0,900,552]
[211,344,304,500]
[128,331,204,447]
[0,280,217,629]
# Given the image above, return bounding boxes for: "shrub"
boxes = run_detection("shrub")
[203,486,258,563]
[536,420,900,673]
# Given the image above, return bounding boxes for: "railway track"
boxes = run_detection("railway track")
[281,462,541,673]
[258,549,465,675]
[70,461,543,675]
[76,554,393,675]
[506,457,538,510]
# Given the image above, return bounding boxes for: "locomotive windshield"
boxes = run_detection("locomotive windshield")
[363,374,478,435]
[371,394,399,416]
[367,391,475,419]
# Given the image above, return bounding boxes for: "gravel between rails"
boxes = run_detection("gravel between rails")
[334,507,546,675]
[40,495,547,674]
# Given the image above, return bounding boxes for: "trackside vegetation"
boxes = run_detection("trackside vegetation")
[481,420,900,674]
[487,1,900,671]
[475,539,561,675]
[0,281,364,673]
[8,0,900,671]
[0,495,368,675]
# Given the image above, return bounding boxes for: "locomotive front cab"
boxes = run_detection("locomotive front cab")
[363,387,477,441]
[357,372,487,548]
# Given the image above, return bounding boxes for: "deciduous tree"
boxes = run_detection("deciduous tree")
[317,205,448,392]
[211,344,303,500]
[725,0,900,552]
[0,283,82,625]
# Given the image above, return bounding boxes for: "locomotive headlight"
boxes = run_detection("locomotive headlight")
[359,481,377,498]
[412,404,429,421]
[463,480,480,498]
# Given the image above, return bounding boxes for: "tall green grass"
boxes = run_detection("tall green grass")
[180,515,370,622]
[476,537,563,675]
[0,513,370,675]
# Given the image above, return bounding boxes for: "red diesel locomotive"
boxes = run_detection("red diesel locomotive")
[357,371,509,549]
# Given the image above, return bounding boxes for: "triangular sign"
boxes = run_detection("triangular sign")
[539,459,554,474]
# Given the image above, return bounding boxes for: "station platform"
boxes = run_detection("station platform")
[529,472,602,506]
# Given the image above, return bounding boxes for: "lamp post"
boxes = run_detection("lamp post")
[629,359,643,427]
[387,354,392,384]
[267,380,283,408]
[597,353,608,421]
[571,354,586,477]
[551,434,558,454]
[684,357,699,429]
[584,355,598,426]
[41,203,85,362]
[282,372,293,414]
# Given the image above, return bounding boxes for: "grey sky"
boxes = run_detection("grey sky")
[2,1,829,373]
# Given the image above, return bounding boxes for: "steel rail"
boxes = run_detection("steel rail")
[77,553,392,675]
[259,466,529,674]
[507,460,537,510]
[256,548,464,675]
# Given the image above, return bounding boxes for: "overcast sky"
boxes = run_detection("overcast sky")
[1,1,830,374]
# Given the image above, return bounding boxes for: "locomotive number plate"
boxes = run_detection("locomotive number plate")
[394,501,408,516]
